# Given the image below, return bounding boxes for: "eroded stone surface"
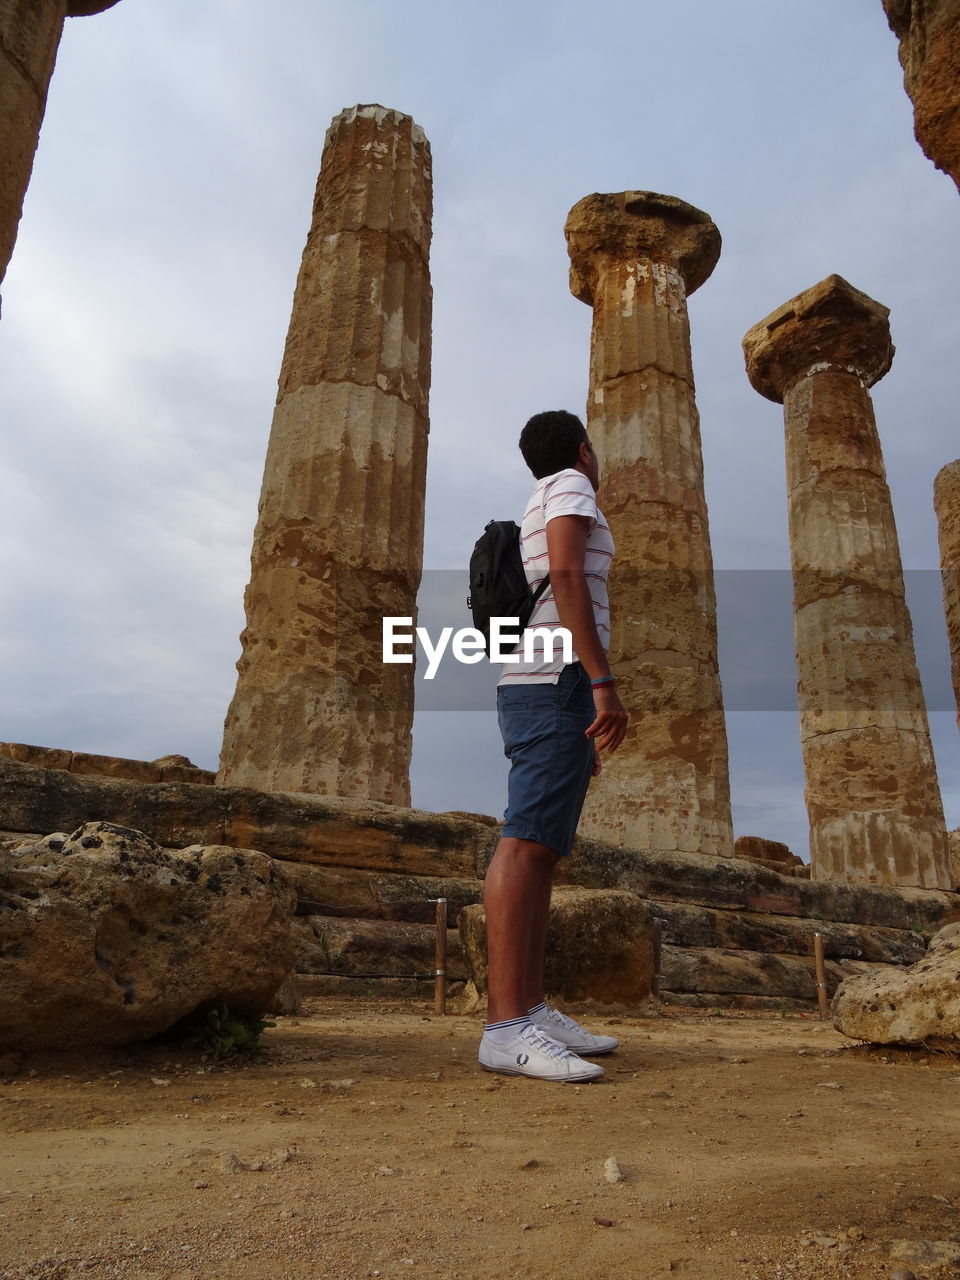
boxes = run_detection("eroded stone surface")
[460,888,655,1004]
[742,274,893,403]
[743,276,951,889]
[0,741,214,785]
[884,0,960,192]
[832,922,960,1047]
[281,860,482,923]
[934,459,960,733]
[0,821,295,1050]
[734,836,803,868]
[0,0,122,287]
[662,945,883,1002]
[218,105,432,805]
[293,915,466,981]
[1,0,68,286]
[564,191,732,857]
[0,755,491,878]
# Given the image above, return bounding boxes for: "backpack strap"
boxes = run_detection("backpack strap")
[530,574,551,608]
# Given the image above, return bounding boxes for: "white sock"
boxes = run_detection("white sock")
[483,1014,530,1045]
[527,1001,549,1020]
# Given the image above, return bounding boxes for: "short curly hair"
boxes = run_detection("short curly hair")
[519,410,587,479]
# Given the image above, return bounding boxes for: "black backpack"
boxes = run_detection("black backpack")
[467,520,551,657]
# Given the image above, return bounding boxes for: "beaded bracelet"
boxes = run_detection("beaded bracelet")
[591,674,616,688]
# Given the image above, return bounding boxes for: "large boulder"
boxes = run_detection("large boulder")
[460,887,655,1005]
[832,922,960,1048]
[0,821,295,1051]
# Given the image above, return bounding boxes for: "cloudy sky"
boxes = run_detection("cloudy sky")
[1,0,957,857]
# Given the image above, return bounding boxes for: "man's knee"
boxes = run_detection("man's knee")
[493,836,560,873]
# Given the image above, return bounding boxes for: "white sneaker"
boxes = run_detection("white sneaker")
[478,1022,604,1082]
[531,1006,620,1056]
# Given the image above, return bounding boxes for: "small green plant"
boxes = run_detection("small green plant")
[183,1004,275,1060]
[712,1007,727,1018]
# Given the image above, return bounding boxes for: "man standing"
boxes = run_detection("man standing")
[479,410,628,1082]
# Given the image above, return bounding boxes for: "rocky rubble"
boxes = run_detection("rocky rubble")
[0,821,295,1050]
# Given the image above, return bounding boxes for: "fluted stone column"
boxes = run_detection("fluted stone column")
[1,0,121,289]
[934,459,960,733]
[218,105,432,805]
[884,0,960,193]
[564,191,733,857]
[744,274,952,889]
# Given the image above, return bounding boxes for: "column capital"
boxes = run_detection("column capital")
[66,2,122,13]
[743,274,894,404]
[564,191,720,305]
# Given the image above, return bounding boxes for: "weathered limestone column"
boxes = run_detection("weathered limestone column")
[564,191,733,857]
[1,0,121,289]
[218,105,432,805]
[744,274,952,889]
[934,459,960,732]
[884,0,960,193]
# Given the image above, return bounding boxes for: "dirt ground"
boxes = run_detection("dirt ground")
[1,998,959,1280]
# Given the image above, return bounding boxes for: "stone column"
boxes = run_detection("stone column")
[934,459,960,733]
[884,0,960,193]
[1,0,121,289]
[218,105,432,805]
[743,274,952,889]
[564,191,733,857]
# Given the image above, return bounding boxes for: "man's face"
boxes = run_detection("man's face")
[583,438,600,492]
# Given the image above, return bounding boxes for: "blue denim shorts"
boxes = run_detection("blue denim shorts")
[497,662,596,857]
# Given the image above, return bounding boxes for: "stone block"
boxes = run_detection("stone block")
[0,757,492,878]
[660,945,884,1001]
[459,888,655,1005]
[68,752,161,784]
[553,835,960,933]
[281,861,483,924]
[833,922,960,1048]
[734,836,801,866]
[0,822,295,1051]
[648,899,927,965]
[294,915,466,981]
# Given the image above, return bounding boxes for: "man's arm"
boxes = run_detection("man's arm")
[545,513,628,754]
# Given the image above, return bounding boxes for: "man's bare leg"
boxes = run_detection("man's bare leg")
[483,836,559,1024]
[522,859,556,1012]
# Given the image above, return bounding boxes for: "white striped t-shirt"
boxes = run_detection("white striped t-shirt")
[498,467,614,685]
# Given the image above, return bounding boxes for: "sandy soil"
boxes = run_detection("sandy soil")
[1,998,959,1280]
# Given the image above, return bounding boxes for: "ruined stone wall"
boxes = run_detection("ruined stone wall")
[3,753,957,1011]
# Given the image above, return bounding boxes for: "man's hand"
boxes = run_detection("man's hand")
[586,682,628,754]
